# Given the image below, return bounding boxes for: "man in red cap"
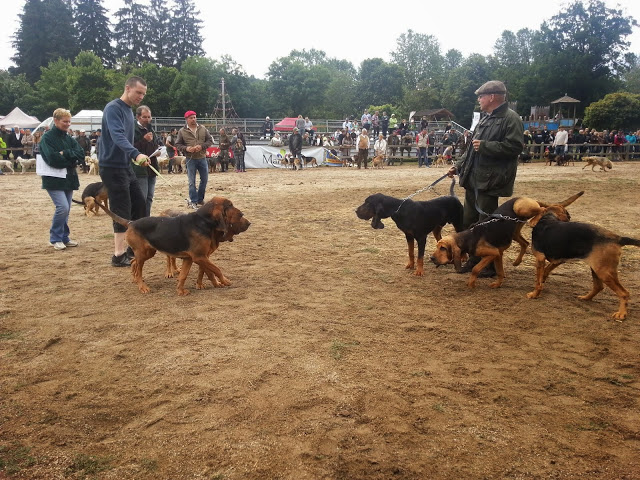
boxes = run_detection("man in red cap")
[175,111,213,209]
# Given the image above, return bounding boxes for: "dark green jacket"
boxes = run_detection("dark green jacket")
[455,102,523,197]
[39,125,83,191]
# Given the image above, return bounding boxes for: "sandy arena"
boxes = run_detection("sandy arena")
[1,162,639,479]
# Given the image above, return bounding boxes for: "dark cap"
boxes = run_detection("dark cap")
[475,80,507,95]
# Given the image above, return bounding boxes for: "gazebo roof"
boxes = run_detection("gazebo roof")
[551,95,580,104]
[413,108,455,120]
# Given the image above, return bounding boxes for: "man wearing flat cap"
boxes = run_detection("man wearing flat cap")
[448,80,524,275]
[175,111,213,209]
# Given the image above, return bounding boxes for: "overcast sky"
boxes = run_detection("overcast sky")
[1,0,639,78]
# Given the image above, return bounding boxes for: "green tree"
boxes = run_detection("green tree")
[357,58,404,109]
[0,71,34,115]
[23,59,74,119]
[441,54,494,128]
[169,57,222,116]
[74,0,114,67]
[266,57,331,117]
[322,70,358,119]
[171,0,205,67]
[131,63,180,117]
[66,51,113,113]
[148,0,177,67]
[622,56,640,94]
[113,2,150,65]
[391,30,444,89]
[11,0,79,83]
[531,0,636,106]
[583,92,640,131]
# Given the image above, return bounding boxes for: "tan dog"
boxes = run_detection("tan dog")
[293,157,301,170]
[0,159,15,173]
[433,155,447,167]
[371,155,384,169]
[157,157,169,172]
[582,156,613,171]
[18,156,36,174]
[87,157,99,175]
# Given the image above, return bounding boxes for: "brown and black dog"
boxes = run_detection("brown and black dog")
[356,180,464,276]
[160,206,250,289]
[72,181,109,216]
[430,192,584,288]
[526,202,640,320]
[98,197,250,295]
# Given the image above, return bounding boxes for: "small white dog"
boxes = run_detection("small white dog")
[17,156,36,174]
[0,159,15,173]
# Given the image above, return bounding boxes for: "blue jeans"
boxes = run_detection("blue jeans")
[47,190,73,243]
[418,147,427,166]
[137,175,156,216]
[186,157,208,204]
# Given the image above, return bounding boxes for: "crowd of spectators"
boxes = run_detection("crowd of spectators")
[523,127,640,160]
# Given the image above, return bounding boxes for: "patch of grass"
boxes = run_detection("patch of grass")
[432,403,445,412]
[0,442,37,475]
[359,247,379,254]
[0,331,20,341]
[567,421,609,432]
[330,340,360,360]
[139,457,158,472]
[65,453,112,477]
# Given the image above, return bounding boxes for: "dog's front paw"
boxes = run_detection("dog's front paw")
[489,280,503,288]
[405,262,415,270]
[526,290,540,299]
[467,278,477,288]
[611,311,626,321]
[177,288,190,296]
[413,268,424,277]
[138,283,151,294]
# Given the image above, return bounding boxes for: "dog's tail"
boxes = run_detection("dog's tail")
[97,202,132,228]
[71,198,85,205]
[619,237,640,248]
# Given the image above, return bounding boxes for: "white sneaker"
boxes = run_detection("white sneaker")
[50,241,66,250]
[188,202,197,209]
[64,239,78,247]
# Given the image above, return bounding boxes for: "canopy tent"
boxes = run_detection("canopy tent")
[71,109,103,132]
[0,107,40,128]
[274,118,298,132]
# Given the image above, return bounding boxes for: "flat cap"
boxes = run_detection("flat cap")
[475,80,507,95]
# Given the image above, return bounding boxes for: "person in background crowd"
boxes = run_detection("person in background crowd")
[8,125,23,168]
[133,105,162,216]
[269,131,283,147]
[295,115,306,138]
[380,111,390,137]
[75,129,91,173]
[165,128,182,173]
[416,128,429,167]
[231,128,247,173]
[304,116,314,144]
[289,127,303,167]
[262,116,274,139]
[371,111,380,138]
[217,127,232,172]
[38,108,84,251]
[373,133,387,164]
[356,128,370,169]
[175,111,214,209]
[99,76,150,267]
[361,109,372,133]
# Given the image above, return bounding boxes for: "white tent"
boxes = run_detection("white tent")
[0,107,40,128]
[71,109,103,132]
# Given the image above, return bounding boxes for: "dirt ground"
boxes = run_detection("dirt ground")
[1,161,639,480]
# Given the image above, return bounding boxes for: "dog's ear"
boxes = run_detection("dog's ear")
[450,242,463,272]
[371,202,385,229]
